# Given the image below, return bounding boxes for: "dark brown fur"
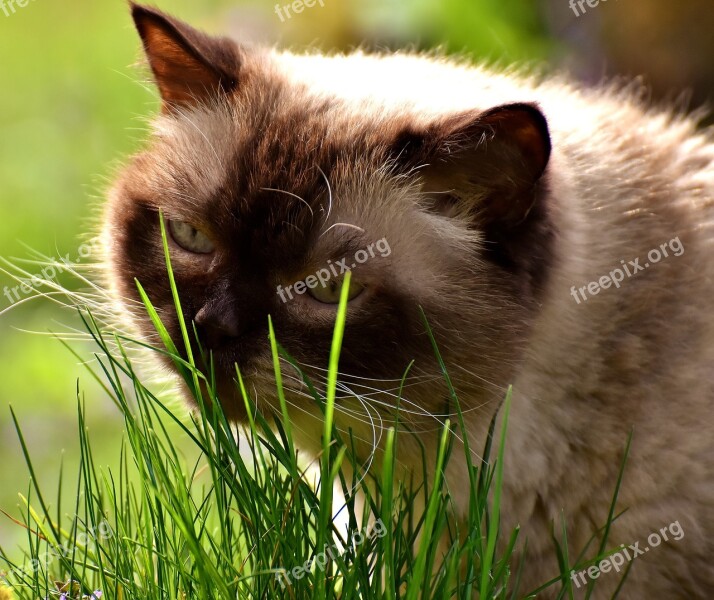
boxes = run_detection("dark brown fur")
[102,5,714,597]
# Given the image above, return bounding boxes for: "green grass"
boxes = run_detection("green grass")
[0,223,630,599]
[0,0,556,559]
[0,5,619,594]
[0,3,560,596]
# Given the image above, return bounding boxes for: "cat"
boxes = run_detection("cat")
[102,4,714,597]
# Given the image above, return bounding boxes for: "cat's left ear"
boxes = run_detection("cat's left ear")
[131,3,240,111]
[394,103,551,229]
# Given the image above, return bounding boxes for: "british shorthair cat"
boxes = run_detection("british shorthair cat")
[102,4,714,596]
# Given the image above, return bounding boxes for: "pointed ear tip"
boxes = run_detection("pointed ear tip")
[130,3,149,25]
[521,103,551,153]
[130,3,164,25]
[129,2,146,16]
[488,103,549,133]
[519,103,549,137]
[487,102,551,156]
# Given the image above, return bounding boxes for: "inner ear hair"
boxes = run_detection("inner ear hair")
[401,103,552,230]
[131,3,240,111]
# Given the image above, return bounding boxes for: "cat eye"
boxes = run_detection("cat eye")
[308,278,364,304]
[168,220,215,254]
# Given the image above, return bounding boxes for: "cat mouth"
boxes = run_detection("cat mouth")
[174,333,267,374]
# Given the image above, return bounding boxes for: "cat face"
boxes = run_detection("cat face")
[104,4,553,453]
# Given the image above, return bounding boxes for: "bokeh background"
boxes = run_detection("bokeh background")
[1,0,712,555]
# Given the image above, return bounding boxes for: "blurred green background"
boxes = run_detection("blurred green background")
[0,0,712,557]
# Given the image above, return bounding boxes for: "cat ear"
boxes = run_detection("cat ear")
[131,3,240,110]
[397,103,551,229]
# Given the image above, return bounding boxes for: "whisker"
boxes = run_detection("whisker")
[317,165,333,225]
[261,187,314,220]
[320,222,366,238]
[295,359,437,383]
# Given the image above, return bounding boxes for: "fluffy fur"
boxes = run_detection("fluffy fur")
[103,5,714,597]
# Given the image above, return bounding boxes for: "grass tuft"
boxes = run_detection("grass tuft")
[0,233,630,598]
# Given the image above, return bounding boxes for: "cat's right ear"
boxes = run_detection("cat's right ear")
[131,3,240,111]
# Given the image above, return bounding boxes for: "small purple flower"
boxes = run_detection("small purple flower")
[50,588,102,599]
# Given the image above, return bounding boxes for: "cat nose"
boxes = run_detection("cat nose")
[194,302,241,348]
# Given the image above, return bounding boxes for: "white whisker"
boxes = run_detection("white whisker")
[261,187,314,220]
[317,165,333,225]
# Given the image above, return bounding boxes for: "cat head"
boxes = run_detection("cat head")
[104,4,553,454]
